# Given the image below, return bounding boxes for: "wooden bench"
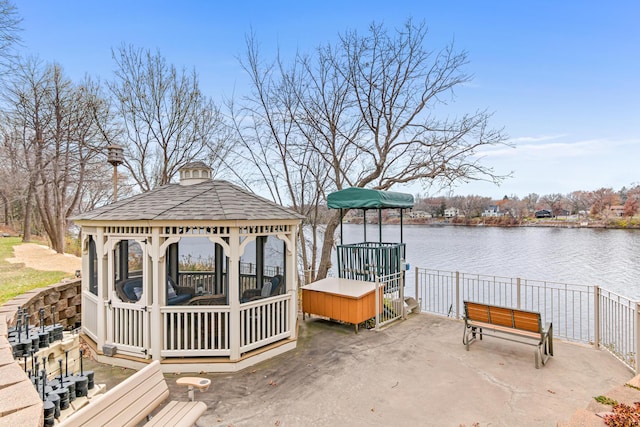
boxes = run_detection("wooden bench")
[462,301,553,368]
[58,360,209,426]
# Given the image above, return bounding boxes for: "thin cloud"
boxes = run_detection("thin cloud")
[480,137,638,160]
[509,134,567,144]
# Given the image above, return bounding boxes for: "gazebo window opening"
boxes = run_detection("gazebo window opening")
[173,237,228,297]
[88,236,98,295]
[113,239,146,303]
[239,235,286,302]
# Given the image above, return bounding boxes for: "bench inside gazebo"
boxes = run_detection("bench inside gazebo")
[73,162,303,373]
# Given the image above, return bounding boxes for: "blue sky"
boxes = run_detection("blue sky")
[15,1,639,199]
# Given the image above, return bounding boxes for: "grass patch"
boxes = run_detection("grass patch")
[0,237,67,306]
[595,395,619,406]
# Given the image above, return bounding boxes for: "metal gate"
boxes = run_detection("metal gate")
[375,271,405,328]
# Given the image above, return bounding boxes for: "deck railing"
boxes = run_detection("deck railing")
[599,288,637,369]
[414,267,639,371]
[240,294,292,354]
[177,271,221,294]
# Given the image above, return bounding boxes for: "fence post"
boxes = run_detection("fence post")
[414,266,419,309]
[636,302,640,374]
[400,268,406,320]
[375,275,381,329]
[516,277,521,309]
[593,286,600,349]
[455,271,460,319]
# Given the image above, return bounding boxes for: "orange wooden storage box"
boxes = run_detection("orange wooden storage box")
[302,278,383,332]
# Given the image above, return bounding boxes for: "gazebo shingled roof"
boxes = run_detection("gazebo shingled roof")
[72,180,304,222]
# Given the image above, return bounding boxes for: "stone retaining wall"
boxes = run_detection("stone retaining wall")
[0,278,83,426]
[0,278,82,329]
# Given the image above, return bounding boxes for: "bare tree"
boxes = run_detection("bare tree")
[623,185,640,217]
[109,45,227,191]
[540,193,565,217]
[228,38,333,281]
[449,195,490,219]
[500,195,529,221]
[522,193,539,214]
[590,187,620,219]
[0,124,27,227]
[4,58,108,251]
[0,0,20,70]
[238,20,510,279]
[565,191,589,217]
[0,2,22,229]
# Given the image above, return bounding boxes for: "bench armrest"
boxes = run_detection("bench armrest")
[177,377,211,402]
[177,377,211,392]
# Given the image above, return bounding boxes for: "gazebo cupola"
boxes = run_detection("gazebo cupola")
[179,161,212,185]
[72,163,304,373]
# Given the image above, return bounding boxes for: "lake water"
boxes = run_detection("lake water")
[338,224,640,300]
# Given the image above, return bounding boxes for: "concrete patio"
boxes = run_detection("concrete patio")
[87,312,634,426]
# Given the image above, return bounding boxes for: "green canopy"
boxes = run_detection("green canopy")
[327,187,414,209]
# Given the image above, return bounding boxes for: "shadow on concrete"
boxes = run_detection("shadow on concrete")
[86,313,633,426]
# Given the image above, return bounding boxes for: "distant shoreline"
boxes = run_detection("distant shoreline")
[345,217,640,230]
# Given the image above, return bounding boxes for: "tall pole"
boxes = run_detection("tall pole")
[112,164,118,202]
[107,145,124,203]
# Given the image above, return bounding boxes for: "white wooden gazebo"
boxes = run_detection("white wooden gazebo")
[73,163,303,372]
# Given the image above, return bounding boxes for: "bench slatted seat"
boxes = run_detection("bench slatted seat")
[462,301,553,368]
[59,360,207,427]
[146,401,206,426]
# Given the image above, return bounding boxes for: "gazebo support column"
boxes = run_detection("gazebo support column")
[228,228,241,360]
[286,232,298,338]
[96,229,107,350]
[150,228,162,361]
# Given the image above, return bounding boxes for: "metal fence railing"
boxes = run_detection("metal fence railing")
[375,271,404,329]
[336,242,405,282]
[414,267,639,372]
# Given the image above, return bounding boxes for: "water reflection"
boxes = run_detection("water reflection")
[338,224,640,299]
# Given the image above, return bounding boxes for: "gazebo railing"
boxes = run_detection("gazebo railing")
[161,305,231,357]
[177,271,277,296]
[82,292,99,342]
[158,293,293,358]
[240,293,292,354]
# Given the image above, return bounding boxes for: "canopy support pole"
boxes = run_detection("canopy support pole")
[363,209,367,242]
[340,209,344,245]
[378,208,382,243]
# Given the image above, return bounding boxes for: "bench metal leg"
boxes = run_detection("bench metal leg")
[535,326,554,368]
[463,324,481,350]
